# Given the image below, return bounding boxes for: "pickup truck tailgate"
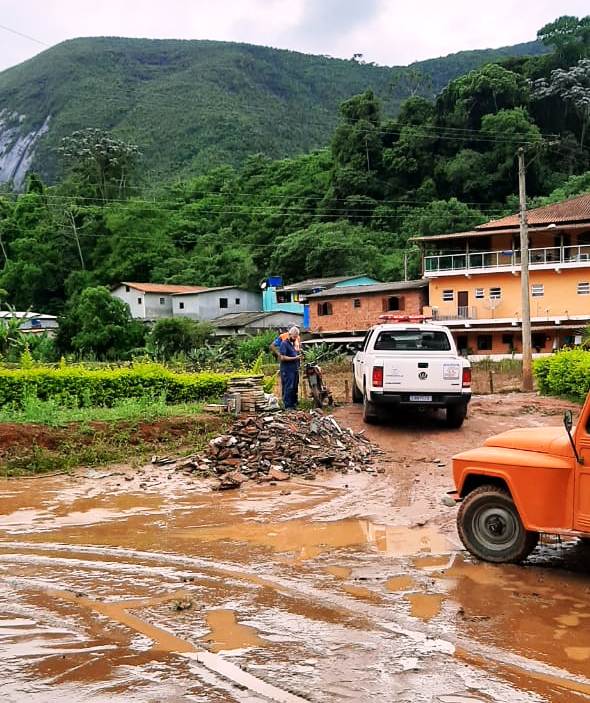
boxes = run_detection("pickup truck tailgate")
[382,355,462,393]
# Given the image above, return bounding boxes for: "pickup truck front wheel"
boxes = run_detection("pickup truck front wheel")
[457,485,539,563]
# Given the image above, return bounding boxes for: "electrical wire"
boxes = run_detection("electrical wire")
[0,22,49,47]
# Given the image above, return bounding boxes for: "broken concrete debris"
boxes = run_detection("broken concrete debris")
[152,410,381,489]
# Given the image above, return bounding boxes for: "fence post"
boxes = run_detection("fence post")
[344,379,350,403]
[489,370,494,394]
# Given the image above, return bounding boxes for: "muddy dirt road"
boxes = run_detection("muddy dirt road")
[1,394,590,702]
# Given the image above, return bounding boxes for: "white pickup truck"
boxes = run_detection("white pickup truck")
[352,321,471,428]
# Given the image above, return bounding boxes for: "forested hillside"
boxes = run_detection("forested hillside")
[0,36,547,184]
[0,14,588,361]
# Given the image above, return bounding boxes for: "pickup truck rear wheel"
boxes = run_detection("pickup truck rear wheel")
[446,404,466,429]
[352,374,363,404]
[362,390,379,424]
[457,485,539,564]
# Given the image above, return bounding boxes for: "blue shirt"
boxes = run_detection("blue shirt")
[279,338,299,372]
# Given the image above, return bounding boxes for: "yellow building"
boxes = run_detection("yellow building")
[413,193,590,356]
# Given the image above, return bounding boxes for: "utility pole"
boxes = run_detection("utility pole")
[518,147,533,392]
[403,252,408,281]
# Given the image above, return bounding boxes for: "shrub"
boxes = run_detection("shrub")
[0,363,235,408]
[148,318,214,359]
[533,350,590,401]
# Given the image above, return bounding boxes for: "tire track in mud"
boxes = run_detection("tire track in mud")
[3,542,590,701]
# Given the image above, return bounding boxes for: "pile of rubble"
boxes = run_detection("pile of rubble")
[153,410,382,489]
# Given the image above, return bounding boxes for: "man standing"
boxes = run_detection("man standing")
[279,326,301,410]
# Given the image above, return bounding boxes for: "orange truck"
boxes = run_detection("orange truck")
[450,400,590,563]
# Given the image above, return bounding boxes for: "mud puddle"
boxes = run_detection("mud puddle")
[3,394,590,702]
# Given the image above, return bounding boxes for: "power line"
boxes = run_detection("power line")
[0,22,49,47]
[4,191,509,217]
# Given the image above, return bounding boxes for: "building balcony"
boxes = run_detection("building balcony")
[424,245,590,277]
[432,306,478,321]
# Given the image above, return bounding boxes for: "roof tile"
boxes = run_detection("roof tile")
[477,193,590,230]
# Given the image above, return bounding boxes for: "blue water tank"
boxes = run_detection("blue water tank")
[268,276,283,288]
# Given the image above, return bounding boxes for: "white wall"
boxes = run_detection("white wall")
[112,285,146,318]
[173,289,262,320]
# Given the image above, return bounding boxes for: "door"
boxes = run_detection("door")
[457,291,469,319]
[575,426,590,531]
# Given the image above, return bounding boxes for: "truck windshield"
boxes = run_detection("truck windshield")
[374,330,451,352]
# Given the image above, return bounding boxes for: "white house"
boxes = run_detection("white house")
[0,311,59,335]
[172,287,262,321]
[111,282,208,320]
[212,311,304,337]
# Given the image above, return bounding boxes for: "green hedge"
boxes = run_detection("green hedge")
[533,350,590,401]
[0,363,233,408]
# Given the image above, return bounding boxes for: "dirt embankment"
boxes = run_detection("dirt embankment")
[0,414,227,476]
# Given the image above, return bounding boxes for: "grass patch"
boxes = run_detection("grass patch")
[0,395,205,427]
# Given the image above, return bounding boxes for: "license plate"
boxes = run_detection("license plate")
[409,394,432,402]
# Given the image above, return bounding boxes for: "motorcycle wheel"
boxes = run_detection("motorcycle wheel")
[311,386,323,408]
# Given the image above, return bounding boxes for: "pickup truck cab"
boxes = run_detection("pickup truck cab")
[352,317,471,427]
[451,396,590,563]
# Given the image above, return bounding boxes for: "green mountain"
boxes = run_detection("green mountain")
[0,36,548,186]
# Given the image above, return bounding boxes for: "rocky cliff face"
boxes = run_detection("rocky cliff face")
[0,111,50,189]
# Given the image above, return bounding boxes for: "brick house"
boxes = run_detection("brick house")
[306,280,429,333]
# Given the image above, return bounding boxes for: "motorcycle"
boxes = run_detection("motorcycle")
[304,359,334,409]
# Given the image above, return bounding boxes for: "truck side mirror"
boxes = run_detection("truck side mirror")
[564,409,573,433]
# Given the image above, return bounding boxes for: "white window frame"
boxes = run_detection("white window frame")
[489,287,502,300]
[578,282,590,295]
[531,284,544,297]
[159,297,166,305]
[442,290,454,302]
[475,288,484,299]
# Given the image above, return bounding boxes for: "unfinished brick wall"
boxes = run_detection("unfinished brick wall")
[309,288,427,333]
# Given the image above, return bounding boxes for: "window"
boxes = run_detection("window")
[384,295,404,311]
[317,302,333,316]
[475,288,484,299]
[179,301,185,310]
[532,333,547,351]
[235,298,240,305]
[578,282,590,295]
[489,287,502,300]
[531,284,544,297]
[276,292,292,303]
[442,290,454,302]
[137,297,142,305]
[219,298,228,309]
[477,335,492,351]
[125,285,130,293]
[502,333,514,345]
[373,330,451,352]
[159,297,166,305]
[353,298,361,308]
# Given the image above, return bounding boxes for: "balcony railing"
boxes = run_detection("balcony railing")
[425,245,590,274]
[432,306,477,321]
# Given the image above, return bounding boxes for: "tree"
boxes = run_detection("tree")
[148,318,214,359]
[268,222,382,280]
[538,15,590,61]
[390,67,433,98]
[58,128,141,201]
[58,286,145,359]
[328,91,384,208]
[437,64,529,129]
[531,59,590,146]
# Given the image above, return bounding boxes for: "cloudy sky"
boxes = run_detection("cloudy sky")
[1,0,588,72]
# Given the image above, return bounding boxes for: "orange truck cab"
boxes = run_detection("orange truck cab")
[450,395,590,563]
